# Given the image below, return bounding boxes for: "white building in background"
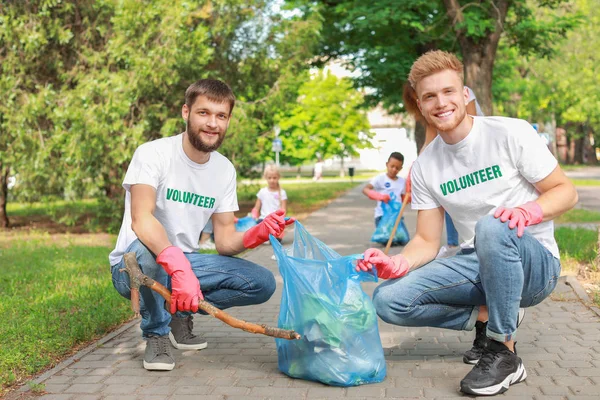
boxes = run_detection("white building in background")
[322,62,418,178]
[358,106,417,178]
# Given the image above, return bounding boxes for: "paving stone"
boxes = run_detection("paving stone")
[14,187,600,400]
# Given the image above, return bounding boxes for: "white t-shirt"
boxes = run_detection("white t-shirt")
[257,187,288,219]
[109,134,238,265]
[369,173,407,218]
[411,116,559,258]
[465,86,484,116]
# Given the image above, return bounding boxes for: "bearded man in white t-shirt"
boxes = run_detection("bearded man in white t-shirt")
[109,79,294,372]
[356,51,578,396]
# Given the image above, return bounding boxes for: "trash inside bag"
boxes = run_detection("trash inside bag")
[234,216,257,232]
[371,193,410,245]
[271,222,387,386]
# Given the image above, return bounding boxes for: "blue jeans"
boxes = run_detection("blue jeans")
[111,239,276,338]
[445,211,459,246]
[373,215,561,342]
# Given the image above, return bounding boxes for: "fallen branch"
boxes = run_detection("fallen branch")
[121,252,300,340]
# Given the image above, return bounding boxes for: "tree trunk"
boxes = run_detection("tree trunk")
[585,125,598,165]
[0,163,9,228]
[414,121,426,155]
[444,0,510,116]
[339,156,345,178]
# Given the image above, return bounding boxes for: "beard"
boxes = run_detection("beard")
[186,116,226,152]
[426,105,467,133]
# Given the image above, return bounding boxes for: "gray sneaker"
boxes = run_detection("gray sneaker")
[143,335,175,371]
[169,315,208,350]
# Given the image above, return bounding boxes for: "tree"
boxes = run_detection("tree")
[302,0,580,116]
[278,71,372,175]
[0,1,106,226]
[1,0,320,230]
[493,0,600,164]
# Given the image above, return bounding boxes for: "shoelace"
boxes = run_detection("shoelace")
[477,346,504,372]
[151,336,170,355]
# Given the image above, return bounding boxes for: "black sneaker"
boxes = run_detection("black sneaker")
[463,308,525,365]
[463,320,489,364]
[460,340,527,396]
[143,335,175,371]
[168,314,208,350]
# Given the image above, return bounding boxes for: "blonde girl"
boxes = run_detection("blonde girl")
[251,165,288,221]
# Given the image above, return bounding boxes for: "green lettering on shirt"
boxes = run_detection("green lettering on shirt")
[165,187,216,209]
[439,165,503,197]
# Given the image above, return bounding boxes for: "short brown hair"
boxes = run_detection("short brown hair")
[408,50,464,89]
[185,79,236,114]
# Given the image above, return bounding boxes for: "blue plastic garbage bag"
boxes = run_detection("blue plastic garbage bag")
[371,194,410,245]
[270,222,387,387]
[234,216,257,232]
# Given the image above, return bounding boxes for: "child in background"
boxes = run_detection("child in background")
[251,165,288,241]
[362,152,406,227]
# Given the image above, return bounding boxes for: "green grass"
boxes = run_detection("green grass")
[560,164,589,171]
[1,181,360,394]
[0,238,133,394]
[7,199,98,217]
[285,182,357,214]
[556,208,600,224]
[237,181,358,205]
[555,227,598,265]
[570,179,600,186]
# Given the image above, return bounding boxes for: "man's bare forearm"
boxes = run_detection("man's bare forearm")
[401,234,439,270]
[132,214,172,256]
[215,230,247,256]
[536,182,578,222]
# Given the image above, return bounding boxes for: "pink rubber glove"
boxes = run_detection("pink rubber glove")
[356,248,410,279]
[494,201,544,238]
[251,207,260,220]
[243,209,295,248]
[366,190,391,203]
[156,246,203,314]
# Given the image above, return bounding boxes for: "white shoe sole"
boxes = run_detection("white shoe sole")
[169,332,208,350]
[461,362,527,396]
[143,360,174,371]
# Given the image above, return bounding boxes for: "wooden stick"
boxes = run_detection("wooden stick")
[121,253,301,340]
[384,192,411,255]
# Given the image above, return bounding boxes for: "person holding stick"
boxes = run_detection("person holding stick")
[362,151,407,229]
[109,79,294,371]
[357,51,577,396]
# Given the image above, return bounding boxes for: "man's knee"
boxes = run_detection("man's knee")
[474,214,508,243]
[251,268,276,304]
[373,283,411,325]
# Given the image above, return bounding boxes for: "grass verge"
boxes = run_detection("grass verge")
[0,236,133,396]
[556,208,600,224]
[555,226,600,307]
[1,181,361,395]
[570,179,600,186]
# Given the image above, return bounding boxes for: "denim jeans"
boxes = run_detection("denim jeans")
[373,215,561,342]
[445,211,459,246]
[111,239,276,338]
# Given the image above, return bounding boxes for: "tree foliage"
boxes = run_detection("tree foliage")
[0,0,323,229]
[277,70,372,171]
[493,0,600,163]
[302,0,580,116]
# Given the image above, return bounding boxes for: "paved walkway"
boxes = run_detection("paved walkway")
[13,185,600,400]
